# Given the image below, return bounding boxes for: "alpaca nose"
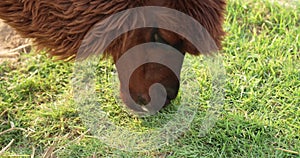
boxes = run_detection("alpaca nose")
[134,85,178,106]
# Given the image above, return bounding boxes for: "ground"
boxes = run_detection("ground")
[0,20,31,63]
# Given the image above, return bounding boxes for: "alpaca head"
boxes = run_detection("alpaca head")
[113,28,186,113]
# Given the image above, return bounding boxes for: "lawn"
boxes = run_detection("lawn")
[0,0,299,157]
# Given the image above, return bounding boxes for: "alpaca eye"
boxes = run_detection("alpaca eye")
[153,32,168,44]
[154,33,160,42]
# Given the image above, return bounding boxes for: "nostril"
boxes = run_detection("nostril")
[137,94,150,105]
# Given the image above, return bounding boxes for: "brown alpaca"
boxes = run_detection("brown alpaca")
[0,0,226,114]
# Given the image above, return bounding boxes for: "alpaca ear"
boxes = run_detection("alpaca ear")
[178,0,227,55]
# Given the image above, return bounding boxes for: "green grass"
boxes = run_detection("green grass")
[0,0,299,157]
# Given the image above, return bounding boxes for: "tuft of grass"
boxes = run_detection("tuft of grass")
[0,0,299,157]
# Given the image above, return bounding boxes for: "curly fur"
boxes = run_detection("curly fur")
[0,0,226,60]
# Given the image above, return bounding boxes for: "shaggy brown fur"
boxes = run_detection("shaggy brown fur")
[0,0,226,60]
[0,0,226,113]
